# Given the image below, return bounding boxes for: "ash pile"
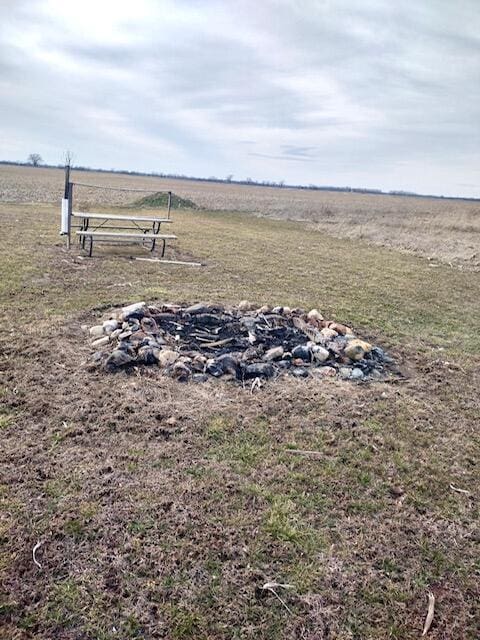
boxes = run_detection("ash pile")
[86,301,393,383]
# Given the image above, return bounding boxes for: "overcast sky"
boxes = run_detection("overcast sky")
[1,0,479,197]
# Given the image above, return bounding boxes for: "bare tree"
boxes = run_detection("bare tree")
[225,174,234,182]
[28,153,43,167]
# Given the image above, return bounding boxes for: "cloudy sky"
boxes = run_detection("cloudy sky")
[1,0,479,197]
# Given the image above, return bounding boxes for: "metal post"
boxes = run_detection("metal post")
[167,191,171,219]
[60,163,71,238]
[64,164,70,199]
[67,181,73,250]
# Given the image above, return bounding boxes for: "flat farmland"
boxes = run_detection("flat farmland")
[1,164,479,267]
[0,167,479,639]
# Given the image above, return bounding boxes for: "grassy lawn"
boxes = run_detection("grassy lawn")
[0,202,479,639]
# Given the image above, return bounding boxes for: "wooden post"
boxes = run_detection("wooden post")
[167,191,171,218]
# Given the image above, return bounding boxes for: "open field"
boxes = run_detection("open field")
[1,164,479,268]
[0,195,479,639]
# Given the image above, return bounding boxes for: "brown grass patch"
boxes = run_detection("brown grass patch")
[0,200,478,638]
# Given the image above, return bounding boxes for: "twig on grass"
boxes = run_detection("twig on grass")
[422,591,435,636]
[32,540,43,569]
[285,448,322,457]
[251,377,262,393]
[261,582,295,615]
[134,257,202,266]
[449,483,470,495]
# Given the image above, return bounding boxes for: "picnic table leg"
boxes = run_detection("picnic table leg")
[81,218,89,249]
[88,236,93,258]
[161,239,166,257]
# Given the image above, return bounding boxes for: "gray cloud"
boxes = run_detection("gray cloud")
[0,0,479,196]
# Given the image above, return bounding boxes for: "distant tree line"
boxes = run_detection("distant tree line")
[0,158,477,203]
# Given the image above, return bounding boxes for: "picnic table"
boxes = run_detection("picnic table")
[72,211,176,257]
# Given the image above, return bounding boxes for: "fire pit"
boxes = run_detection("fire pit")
[86,301,393,383]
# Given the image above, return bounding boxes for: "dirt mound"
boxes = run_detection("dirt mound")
[135,191,197,209]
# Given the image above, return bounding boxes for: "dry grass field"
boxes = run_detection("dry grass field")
[1,164,479,268]
[0,168,479,639]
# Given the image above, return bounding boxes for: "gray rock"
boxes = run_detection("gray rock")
[192,373,209,383]
[292,345,311,361]
[339,367,352,379]
[264,346,284,361]
[241,362,275,379]
[184,302,210,315]
[121,301,146,321]
[206,362,224,377]
[104,349,134,370]
[147,337,165,348]
[215,354,239,375]
[102,319,118,334]
[141,317,159,334]
[291,367,309,378]
[350,368,364,380]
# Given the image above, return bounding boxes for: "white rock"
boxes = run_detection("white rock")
[312,346,329,362]
[89,325,104,338]
[307,308,324,323]
[320,327,338,340]
[92,336,110,348]
[157,350,179,367]
[257,305,272,314]
[311,366,336,377]
[238,300,254,312]
[264,346,284,361]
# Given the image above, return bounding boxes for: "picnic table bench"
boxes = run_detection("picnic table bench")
[72,211,177,257]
